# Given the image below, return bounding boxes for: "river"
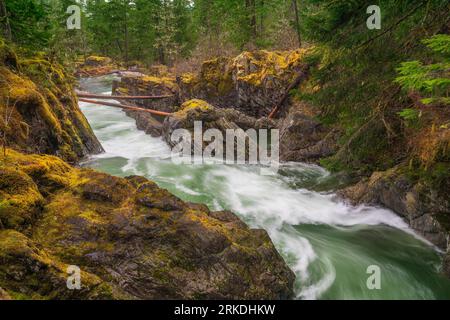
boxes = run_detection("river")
[78,75,450,300]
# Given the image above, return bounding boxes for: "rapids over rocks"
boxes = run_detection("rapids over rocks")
[79,76,450,300]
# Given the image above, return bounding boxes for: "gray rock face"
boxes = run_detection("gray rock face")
[124,109,163,137]
[338,168,450,250]
[161,99,276,160]
[278,104,338,162]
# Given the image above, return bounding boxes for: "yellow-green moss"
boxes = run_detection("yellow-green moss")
[234,49,308,86]
[0,166,43,230]
[174,99,213,116]
[141,75,177,90]
[0,229,118,300]
[1,46,101,162]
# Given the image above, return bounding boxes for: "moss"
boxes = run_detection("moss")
[174,99,213,117]
[0,229,118,300]
[234,49,308,86]
[141,75,177,91]
[0,150,293,299]
[1,46,102,162]
[0,166,44,230]
[84,56,112,67]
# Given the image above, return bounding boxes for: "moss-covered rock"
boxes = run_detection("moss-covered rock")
[162,99,276,157]
[0,229,119,299]
[0,150,295,299]
[178,49,310,117]
[75,56,117,77]
[0,44,103,163]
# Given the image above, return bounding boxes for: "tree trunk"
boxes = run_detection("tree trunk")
[292,0,301,47]
[124,4,129,67]
[0,0,12,41]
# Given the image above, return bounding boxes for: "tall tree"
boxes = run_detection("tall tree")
[292,0,301,47]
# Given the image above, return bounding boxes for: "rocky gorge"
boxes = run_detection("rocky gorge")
[109,49,450,279]
[1,41,450,300]
[0,43,294,299]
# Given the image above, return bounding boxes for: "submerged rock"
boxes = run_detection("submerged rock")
[0,150,295,299]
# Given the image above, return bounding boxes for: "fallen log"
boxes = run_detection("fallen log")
[268,70,308,119]
[76,91,174,100]
[78,98,172,117]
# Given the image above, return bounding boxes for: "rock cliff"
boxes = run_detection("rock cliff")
[0,42,103,163]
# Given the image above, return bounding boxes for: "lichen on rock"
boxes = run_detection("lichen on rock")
[0,149,295,300]
[178,49,310,117]
[0,44,103,162]
[76,55,116,77]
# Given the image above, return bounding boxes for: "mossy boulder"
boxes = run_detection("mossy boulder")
[76,56,116,77]
[179,49,310,117]
[0,167,43,231]
[162,99,275,155]
[0,149,295,299]
[0,45,103,163]
[84,56,112,67]
[0,229,119,299]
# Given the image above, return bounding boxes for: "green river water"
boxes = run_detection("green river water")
[78,76,450,300]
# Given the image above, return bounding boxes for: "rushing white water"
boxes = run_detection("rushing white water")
[79,77,450,300]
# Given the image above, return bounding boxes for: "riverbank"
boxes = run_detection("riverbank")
[77,75,450,299]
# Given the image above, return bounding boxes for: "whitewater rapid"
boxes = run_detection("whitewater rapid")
[79,77,450,300]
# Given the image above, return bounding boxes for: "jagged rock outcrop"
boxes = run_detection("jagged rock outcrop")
[112,49,309,118]
[0,42,103,162]
[179,50,309,117]
[75,56,117,77]
[278,103,338,162]
[162,99,276,155]
[124,109,164,137]
[338,166,450,249]
[0,149,295,299]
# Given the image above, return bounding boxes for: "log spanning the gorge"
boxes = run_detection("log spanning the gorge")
[76,91,174,100]
[78,98,172,116]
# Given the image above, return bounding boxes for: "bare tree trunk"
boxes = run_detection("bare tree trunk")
[124,2,129,67]
[292,0,301,47]
[0,0,12,41]
[259,0,264,36]
[245,0,257,38]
